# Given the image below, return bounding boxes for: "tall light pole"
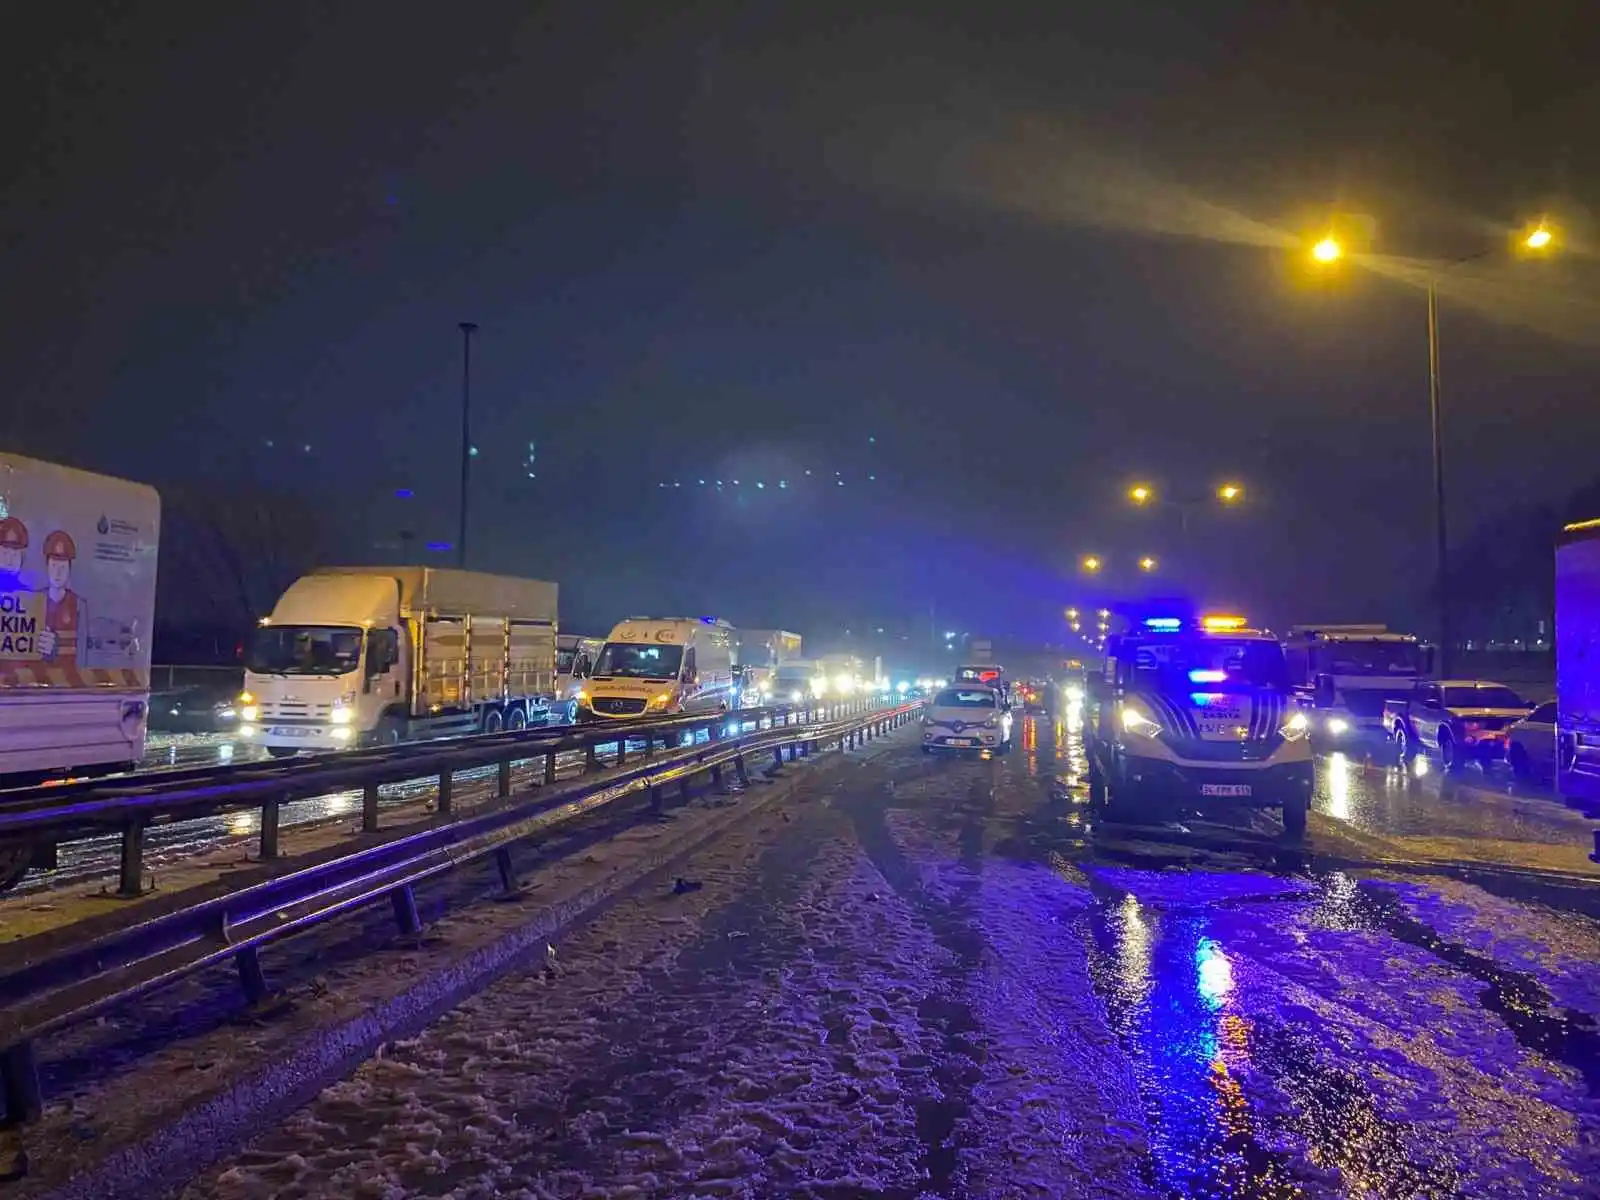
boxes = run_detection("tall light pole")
[1309,223,1552,677]
[457,321,478,570]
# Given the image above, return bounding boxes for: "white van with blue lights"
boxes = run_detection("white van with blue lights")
[1085,614,1313,836]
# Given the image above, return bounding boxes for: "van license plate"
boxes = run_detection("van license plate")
[1201,784,1251,797]
[271,727,315,738]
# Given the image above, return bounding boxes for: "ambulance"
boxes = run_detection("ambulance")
[1084,614,1313,837]
[578,617,737,720]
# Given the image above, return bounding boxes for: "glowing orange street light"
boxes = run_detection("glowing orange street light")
[1524,223,1553,251]
[1311,234,1342,263]
[1081,555,1103,573]
[1128,484,1153,505]
[1217,483,1243,503]
[1139,556,1157,572]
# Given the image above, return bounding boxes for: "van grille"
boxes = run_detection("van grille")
[593,697,647,716]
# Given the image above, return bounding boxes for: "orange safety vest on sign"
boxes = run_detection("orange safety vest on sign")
[46,591,79,659]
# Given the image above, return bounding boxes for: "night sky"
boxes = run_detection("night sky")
[4,1,1597,643]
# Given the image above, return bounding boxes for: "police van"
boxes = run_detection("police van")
[1084,614,1312,836]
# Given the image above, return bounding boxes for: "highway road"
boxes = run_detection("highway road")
[173,708,1599,1198]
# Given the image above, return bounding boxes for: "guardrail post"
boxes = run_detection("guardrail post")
[771,747,784,772]
[710,762,725,790]
[497,758,513,799]
[391,885,422,937]
[735,753,750,788]
[117,818,148,897]
[649,784,664,814]
[544,749,558,784]
[1,1040,42,1127]
[260,796,283,860]
[494,846,518,896]
[236,946,270,1006]
[585,742,599,772]
[643,734,655,759]
[616,738,627,767]
[437,771,454,816]
[363,782,381,832]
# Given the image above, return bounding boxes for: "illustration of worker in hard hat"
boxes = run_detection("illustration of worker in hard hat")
[0,517,29,593]
[37,530,85,663]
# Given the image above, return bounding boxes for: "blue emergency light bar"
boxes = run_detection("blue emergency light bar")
[1188,669,1228,683]
[1143,617,1183,631]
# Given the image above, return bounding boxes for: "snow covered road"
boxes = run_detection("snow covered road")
[184,714,1600,1199]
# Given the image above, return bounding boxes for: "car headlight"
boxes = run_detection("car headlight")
[330,706,354,725]
[1120,704,1162,738]
[215,706,237,720]
[650,692,673,707]
[239,705,259,722]
[983,715,998,728]
[1326,717,1350,736]
[1280,710,1311,741]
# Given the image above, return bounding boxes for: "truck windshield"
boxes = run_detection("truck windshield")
[1130,637,1290,690]
[247,625,364,676]
[594,642,683,679]
[1313,641,1426,676]
[1443,686,1527,709]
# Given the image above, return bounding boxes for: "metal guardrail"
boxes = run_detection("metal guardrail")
[0,699,877,898]
[0,700,920,1133]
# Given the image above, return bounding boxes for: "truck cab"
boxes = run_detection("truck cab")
[579,617,736,720]
[1085,615,1313,837]
[1282,625,1430,740]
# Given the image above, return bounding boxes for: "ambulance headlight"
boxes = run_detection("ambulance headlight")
[1280,710,1311,741]
[1326,717,1350,736]
[330,705,354,725]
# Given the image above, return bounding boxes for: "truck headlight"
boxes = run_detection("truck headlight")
[1280,711,1310,741]
[790,689,803,703]
[650,692,673,707]
[1120,705,1162,738]
[330,706,354,725]
[574,689,590,707]
[239,705,259,722]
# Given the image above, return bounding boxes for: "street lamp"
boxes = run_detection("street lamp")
[1081,555,1103,573]
[1138,555,1157,572]
[1307,218,1555,674]
[1128,483,1153,504]
[456,321,478,570]
[1217,483,1243,503]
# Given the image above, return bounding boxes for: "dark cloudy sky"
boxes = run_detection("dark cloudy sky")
[3,1,1597,641]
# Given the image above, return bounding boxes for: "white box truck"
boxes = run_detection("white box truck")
[735,628,802,703]
[0,452,160,890]
[1557,520,1600,806]
[241,567,557,755]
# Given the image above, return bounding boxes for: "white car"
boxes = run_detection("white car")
[922,685,1013,753]
[1507,701,1558,781]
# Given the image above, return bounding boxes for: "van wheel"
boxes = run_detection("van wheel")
[482,709,504,734]
[0,842,32,894]
[506,706,528,731]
